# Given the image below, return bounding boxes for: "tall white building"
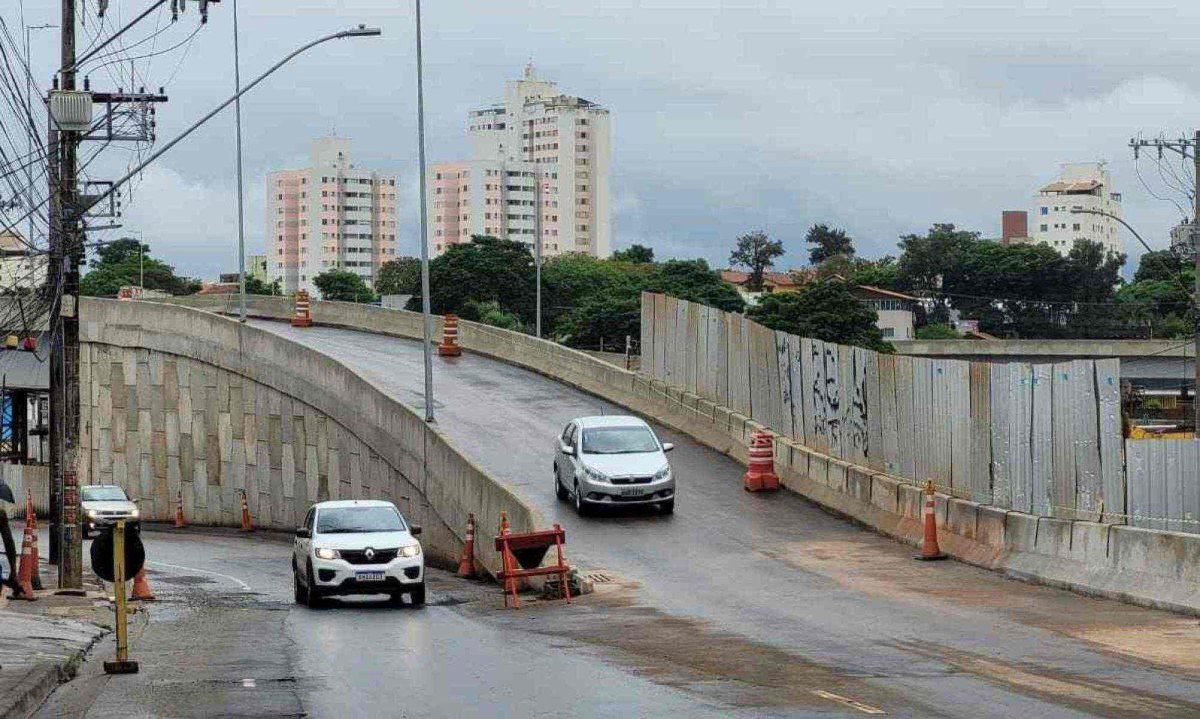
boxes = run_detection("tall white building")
[430,64,611,258]
[1030,162,1123,257]
[268,138,398,297]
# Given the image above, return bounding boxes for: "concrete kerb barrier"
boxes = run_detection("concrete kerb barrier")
[149,297,1200,614]
[82,299,539,578]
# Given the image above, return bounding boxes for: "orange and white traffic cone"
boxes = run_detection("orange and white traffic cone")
[437,314,462,357]
[914,480,947,561]
[456,513,476,578]
[174,489,186,529]
[743,430,780,492]
[130,567,157,601]
[25,490,42,590]
[11,525,35,600]
[238,490,253,532]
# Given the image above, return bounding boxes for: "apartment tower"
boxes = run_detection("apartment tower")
[430,64,611,258]
[268,138,399,296]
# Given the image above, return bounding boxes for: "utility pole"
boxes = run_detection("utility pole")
[535,167,542,339]
[1129,131,1200,433]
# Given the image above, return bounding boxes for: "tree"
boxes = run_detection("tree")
[244,275,281,296]
[748,280,890,351]
[1133,249,1185,284]
[81,237,201,297]
[408,235,536,321]
[313,270,375,302]
[463,300,525,331]
[645,259,745,313]
[805,224,855,265]
[915,323,961,340]
[847,256,902,290]
[729,231,784,291]
[611,244,655,263]
[376,257,421,296]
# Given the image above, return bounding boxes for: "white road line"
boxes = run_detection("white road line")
[147,560,252,591]
[812,689,886,715]
[242,679,257,688]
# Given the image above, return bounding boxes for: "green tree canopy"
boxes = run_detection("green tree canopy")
[376,257,421,296]
[748,280,890,352]
[1133,249,1185,284]
[805,224,855,265]
[644,259,745,313]
[611,244,655,263]
[915,323,961,340]
[729,231,784,291]
[313,270,376,302]
[407,235,536,319]
[81,237,201,297]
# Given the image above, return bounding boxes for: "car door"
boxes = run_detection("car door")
[295,507,315,568]
[555,422,575,482]
[563,424,582,484]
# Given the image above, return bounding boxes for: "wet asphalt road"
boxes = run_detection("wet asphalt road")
[242,320,1200,718]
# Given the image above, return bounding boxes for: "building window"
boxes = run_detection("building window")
[1040,206,1048,215]
[1040,224,1048,232]
[1072,223,1081,231]
[881,327,895,338]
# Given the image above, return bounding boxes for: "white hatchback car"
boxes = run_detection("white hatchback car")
[292,500,425,607]
[553,416,675,515]
[80,484,140,539]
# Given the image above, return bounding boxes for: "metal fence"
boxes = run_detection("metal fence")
[1126,439,1200,533]
[640,292,1130,523]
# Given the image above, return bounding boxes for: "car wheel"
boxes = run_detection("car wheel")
[305,563,324,608]
[388,592,406,607]
[573,481,591,517]
[555,464,569,501]
[659,499,675,515]
[409,583,426,608]
[293,564,307,605]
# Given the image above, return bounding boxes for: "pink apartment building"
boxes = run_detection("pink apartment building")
[430,65,610,258]
[267,137,398,296]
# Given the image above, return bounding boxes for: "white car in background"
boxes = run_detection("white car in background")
[553,416,676,516]
[292,500,425,608]
[80,484,139,539]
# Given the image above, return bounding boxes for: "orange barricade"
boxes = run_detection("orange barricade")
[494,513,570,609]
[438,314,462,357]
[743,430,780,492]
[291,290,314,328]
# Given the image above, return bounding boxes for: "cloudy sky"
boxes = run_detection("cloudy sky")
[16,0,1200,279]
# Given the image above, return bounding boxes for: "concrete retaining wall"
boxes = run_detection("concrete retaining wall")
[151,296,1200,613]
[78,298,540,575]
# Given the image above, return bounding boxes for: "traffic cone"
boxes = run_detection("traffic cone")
[743,430,780,492]
[914,480,947,561]
[456,513,476,578]
[437,314,462,357]
[25,490,42,591]
[11,525,35,600]
[130,567,157,601]
[174,489,185,528]
[238,490,253,532]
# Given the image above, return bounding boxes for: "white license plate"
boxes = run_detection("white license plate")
[618,486,647,497]
[356,571,385,582]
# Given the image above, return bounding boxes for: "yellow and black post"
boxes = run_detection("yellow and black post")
[103,520,139,675]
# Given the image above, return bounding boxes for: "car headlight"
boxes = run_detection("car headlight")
[130,507,140,518]
[654,465,671,481]
[314,548,339,560]
[399,544,421,558]
[87,509,97,519]
[583,465,609,483]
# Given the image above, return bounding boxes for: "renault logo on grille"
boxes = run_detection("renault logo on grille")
[364,547,375,561]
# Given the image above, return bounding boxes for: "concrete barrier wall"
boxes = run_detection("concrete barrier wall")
[151,296,1200,613]
[78,298,540,575]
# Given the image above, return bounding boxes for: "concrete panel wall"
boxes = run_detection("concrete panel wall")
[79,298,538,576]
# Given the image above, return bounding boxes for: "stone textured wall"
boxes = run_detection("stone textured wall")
[79,343,412,532]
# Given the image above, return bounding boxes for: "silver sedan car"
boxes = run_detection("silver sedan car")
[553,416,675,515]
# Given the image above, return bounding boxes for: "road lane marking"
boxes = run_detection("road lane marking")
[242,679,256,688]
[147,560,252,591]
[812,690,886,715]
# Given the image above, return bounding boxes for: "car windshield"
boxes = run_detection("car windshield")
[81,486,128,501]
[316,506,406,534]
[581,426,660,454]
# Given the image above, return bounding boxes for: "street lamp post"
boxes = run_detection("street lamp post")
[414,0,435,423]
[233,0,247,323]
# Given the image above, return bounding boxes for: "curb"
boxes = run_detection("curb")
[0,664,66,719]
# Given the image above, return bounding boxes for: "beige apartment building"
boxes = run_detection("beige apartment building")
[430,64,611,258]
[267,138,398,296]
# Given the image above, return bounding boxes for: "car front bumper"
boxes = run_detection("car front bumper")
[310,554,424,595]
[579,476,675,505]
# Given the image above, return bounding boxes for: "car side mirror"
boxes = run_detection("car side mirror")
[560,442,574,455]
[410,525,422,536]
[662,442,675,452]
[295,527,311,539]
